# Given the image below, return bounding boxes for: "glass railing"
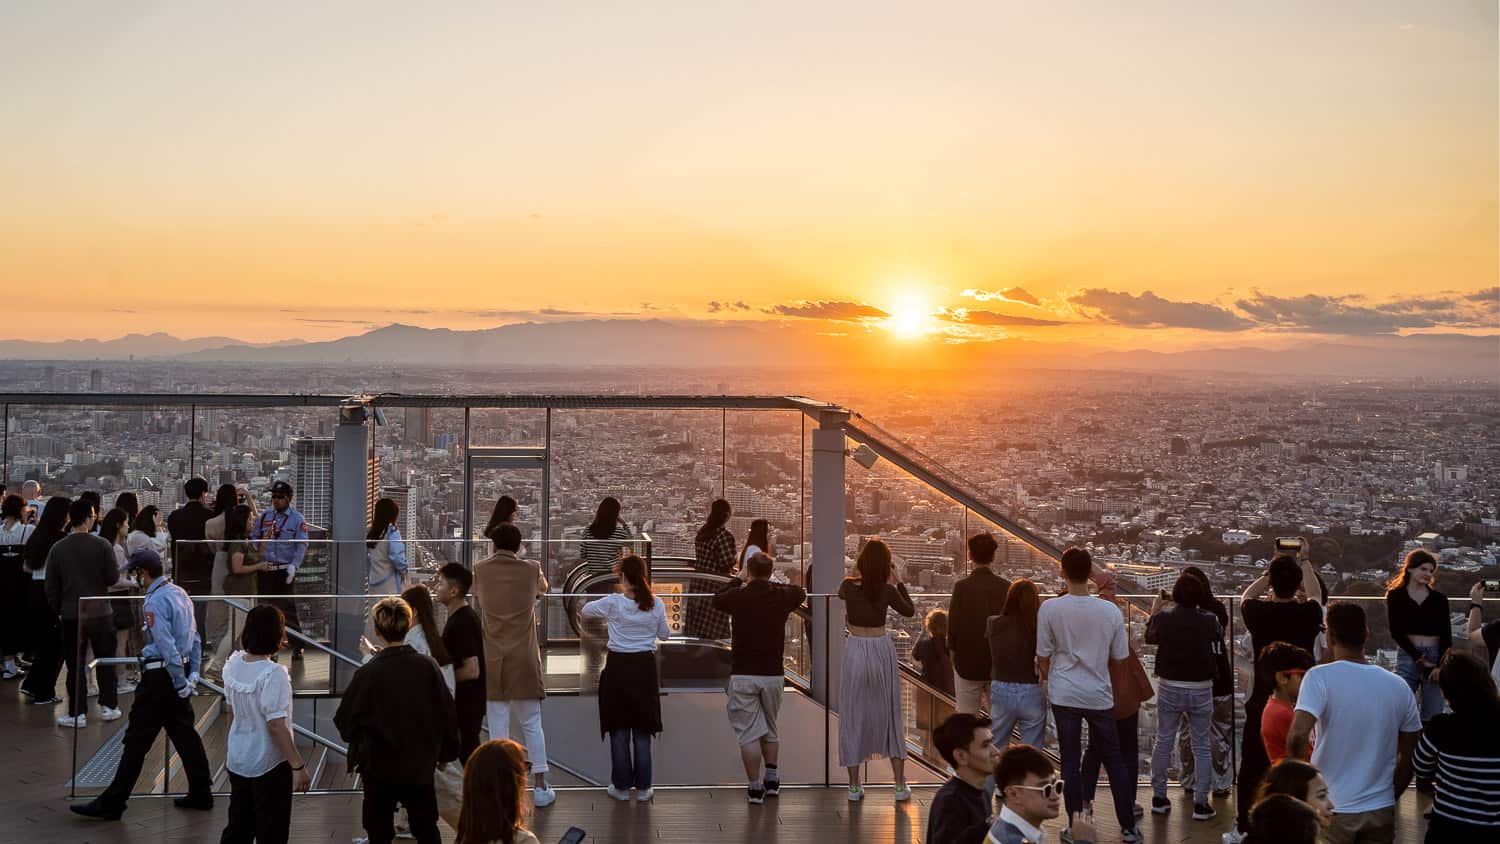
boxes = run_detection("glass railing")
[63,587,1500,800]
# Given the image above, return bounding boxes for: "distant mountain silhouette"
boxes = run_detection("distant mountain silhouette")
[0,322,1494,377]
[0,332,297,360]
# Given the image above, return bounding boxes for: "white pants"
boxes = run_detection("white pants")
[487,699,550,775]
[955,673,990,715]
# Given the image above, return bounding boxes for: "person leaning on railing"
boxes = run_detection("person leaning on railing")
[1464,580,1500,687]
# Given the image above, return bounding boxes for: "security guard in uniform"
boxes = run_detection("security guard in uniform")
[254,480,309,654]
[71,547,213,821]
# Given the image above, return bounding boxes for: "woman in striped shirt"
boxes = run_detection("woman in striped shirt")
[1413,651,1500,842]
[579,497,633,579]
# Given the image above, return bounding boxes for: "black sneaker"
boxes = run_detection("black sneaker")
[28,694,62,705]
[1212,788,1233,799]
[747,785,765,805]
[1192,802,1216,821]
[765,777,781,797]
[70,800,123,821]
[173,795,214,811]
[1152,796,1173,815]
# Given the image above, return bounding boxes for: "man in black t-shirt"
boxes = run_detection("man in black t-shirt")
[434,563,486,765]
[1231,554,1323,839]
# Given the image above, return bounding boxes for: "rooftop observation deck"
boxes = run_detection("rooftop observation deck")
[1,393,1463,843]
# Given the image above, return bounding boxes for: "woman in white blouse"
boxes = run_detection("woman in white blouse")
[581,554,670,802]
[220,605,311,843]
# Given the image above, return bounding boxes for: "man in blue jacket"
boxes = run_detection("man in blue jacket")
[254,480,308,656]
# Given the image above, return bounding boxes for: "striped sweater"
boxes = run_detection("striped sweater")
[1412,711,1500,833]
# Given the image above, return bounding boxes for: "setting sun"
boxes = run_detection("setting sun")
[886,292,935,339]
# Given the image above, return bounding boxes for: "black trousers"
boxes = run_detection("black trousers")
[97,668,213,812]
[457,695,484,765]
[256,571,302,639]
[0,557,28,655]
[361,779,440,844]
[1236,693,1271,830]
[62,615,117,716]
[20,580,62,700]
[220,762,293,844]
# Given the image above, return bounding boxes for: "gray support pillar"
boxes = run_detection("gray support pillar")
[331,404,371,684]
[810,414,849,710]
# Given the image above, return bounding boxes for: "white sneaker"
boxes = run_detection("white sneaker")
[116,679,137,694]
[893,783,912,802]
[635,788,653,802]
[533,785,556,808]
[606,785,630,801]
[99,706,122,722]
[56,713,85,728]
[847,785,864,802]
[1223,830,1248,844]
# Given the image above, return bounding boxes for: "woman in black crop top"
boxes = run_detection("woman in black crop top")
[1385,549,1450,722]
[836,539,915,802]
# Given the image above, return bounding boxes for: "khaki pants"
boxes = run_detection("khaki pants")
[954,673,990,714]
[1325,807,1396,844]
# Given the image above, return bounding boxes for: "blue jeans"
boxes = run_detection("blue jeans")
[609,729,652,790]
[1055,704,1136,833]
[1152,682,1212,799]
[990,681,1047,749]
[1396,645,1445,722]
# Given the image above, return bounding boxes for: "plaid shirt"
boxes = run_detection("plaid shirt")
[687,528,737,640]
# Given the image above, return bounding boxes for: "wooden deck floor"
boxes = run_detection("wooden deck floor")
[4,680,1434,843]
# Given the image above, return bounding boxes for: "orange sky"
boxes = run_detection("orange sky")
[1,2,1495,348]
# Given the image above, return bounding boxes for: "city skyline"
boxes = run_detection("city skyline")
[2,2,1495,349]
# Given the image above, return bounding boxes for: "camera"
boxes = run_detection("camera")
[1275,537,1304,553]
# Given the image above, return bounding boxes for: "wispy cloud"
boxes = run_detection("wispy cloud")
[762,300,890,321]
[1236,289,1498,334]
[1069,289,1254,331]
[707,300,752,313]
[961,287,1042,307]
[938,308,1066,327]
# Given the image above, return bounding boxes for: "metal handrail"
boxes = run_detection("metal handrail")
[216,597,364,670]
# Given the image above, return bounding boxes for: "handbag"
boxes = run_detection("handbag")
[1110,644,1155,719]
[434,759,464,830]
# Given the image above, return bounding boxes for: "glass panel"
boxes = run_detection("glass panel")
[467,407,547,448]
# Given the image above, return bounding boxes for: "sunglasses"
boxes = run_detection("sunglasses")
[1009,778,1065,800]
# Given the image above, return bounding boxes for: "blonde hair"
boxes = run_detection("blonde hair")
[371,595,412,643]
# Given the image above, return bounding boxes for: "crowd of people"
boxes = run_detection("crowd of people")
[4,474,1499,843]
[916,539,1500,844]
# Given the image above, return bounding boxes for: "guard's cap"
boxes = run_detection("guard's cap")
[125,547,164,578]
[270,481,294,497]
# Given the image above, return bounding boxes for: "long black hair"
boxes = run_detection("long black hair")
[99,507,130,545]
[745,518,770,555]
[1438,651,1500,722]
[115,491,140,522]
[696,498,731,543]
[484,495,517,542]
[24,496,70,571]
[619,554,655,612]
[856,538,893,601]
[133,505,160,537]
[212,483,238,516]
[367,497,400,546]
[225,504,253,543]
[588,496,623,540]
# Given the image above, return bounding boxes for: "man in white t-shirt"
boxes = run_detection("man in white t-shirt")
[1288,601,1421,844]
[1037,547,1141,843]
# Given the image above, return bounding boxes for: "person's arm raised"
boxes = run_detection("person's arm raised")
[1286,710,1317,761]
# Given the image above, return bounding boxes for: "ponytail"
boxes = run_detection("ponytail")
[619,554,654,612]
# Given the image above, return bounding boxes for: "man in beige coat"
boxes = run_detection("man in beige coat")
[473,523,555,807]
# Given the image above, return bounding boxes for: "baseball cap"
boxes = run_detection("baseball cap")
[126,547,164,578]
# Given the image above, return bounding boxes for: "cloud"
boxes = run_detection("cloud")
[297,318,380,326]
[1069,289,1254,331]
[762,300,890,321]
[961,287,1042,307]
[938,308,1066,327]
[1234,289,1498,334]
[707,300,752,314]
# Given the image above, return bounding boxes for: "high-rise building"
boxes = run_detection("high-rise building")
[1169,436,1188,456]
[381,484,420,542]
[89,369,103,392]
[406,407,432,448]
[290,437,334,529]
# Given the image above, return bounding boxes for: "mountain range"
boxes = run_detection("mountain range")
[0,322,1495,378]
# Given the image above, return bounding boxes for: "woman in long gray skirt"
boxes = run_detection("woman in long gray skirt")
[837,538,915,802]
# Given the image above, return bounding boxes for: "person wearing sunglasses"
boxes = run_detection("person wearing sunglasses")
[987,744,1095,844]
[1257,642,1315,764]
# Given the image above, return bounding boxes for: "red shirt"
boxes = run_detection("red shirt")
[1261,696,1311,762]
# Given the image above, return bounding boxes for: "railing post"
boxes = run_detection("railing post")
[810,410,849,709]
[331,399,372,690]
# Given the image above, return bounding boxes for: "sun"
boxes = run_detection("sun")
[885,292,935,339]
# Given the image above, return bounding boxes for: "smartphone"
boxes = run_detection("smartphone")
[556,829,587,844]
[1484,580,1500,592]
[1275,537,1304,553]
[1159,589,1172,601]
